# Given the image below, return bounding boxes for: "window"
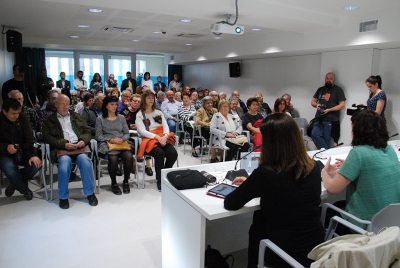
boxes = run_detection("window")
[79,53,104,89]
[45,51,74,83]
[108,55,132,89]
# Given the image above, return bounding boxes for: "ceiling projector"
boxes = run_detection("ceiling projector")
[210,23,244,35]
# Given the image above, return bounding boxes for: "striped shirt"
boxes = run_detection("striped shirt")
[178,104,196,122]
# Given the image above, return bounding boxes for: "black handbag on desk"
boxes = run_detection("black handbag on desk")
[167,169,207,190]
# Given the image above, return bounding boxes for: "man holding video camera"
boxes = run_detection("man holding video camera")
[311,72,346,149]
[0,98,41,200]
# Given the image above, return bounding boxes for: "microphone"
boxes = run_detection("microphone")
[225,145,262,181]
[389,133,399,139]
[312,142,344,160]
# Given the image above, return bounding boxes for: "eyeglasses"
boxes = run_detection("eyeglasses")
[71,95,77,97]
[58,103,70,107]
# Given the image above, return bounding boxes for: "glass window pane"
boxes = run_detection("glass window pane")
[79,53,104,91]
[45,50,74,83]
[136,54,168,88]
[108,55,132,90]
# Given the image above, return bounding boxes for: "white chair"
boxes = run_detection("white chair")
[207,132,229,162]
[292,118,313,146]
[93,138,139,193]
[321,202,400,239]
[45,140,96,200]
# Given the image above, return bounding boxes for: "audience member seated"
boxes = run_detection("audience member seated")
[232,90,248,113]
[156,91,165,110]
[38,89,59,131]
[95,96,134,195]
[209,90,219,110]
[174,91,182,104]
[89,73,103,93]
[81,93,105,136]
[141,72,154,92]
[256,97,268,118]
[105,74,118,91]
[219,92,227,100]
[190,91,202,110]
[154,84,161,95]
[203,89,209,97]
[197,87,204,102]
[0,99,41,200]
[69,90,79,111]
[161,90,180,133]
[75,93,94,115]
[119,90,132,113]
[178,93,199,157]
[242,97,263,143]
[210,99,250,161]
[322,110,400,230]
[225,113,325,268]
[9,90,38,132]
[136,86,143,95]
[272,97,291,117]
[196,96,218,162]
[228,96,244,123]
[37,69,54,105]
[136,91,178,191]
[42,94,98,209]
[255,92,272,115]
[282,93,296,118]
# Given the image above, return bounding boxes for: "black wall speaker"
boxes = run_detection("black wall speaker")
[6,30,22,52]
[229,62,240,78]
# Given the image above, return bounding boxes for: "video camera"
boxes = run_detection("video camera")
[347,103,367,116]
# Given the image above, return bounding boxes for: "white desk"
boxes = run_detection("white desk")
[161,161,328,268]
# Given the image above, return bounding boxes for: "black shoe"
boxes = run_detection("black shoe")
[59,198,69,209]
[202,150,207,155]
[122,182,130,194]
[69,172,77,182]
[87,194,98,206]
[23,189,33,200]
[137,158,144,163]
[145,167,153,176]
[116,169,123,176]
[210,158,219,163]
[111,184,122,195]
[192,151,199,157]
[157,180,161,191]
[5,184,15,197]
[179,138,184,145]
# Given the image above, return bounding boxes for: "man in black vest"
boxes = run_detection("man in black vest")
[56,72,71,101]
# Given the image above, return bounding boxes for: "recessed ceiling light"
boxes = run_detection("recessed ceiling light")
[152,31,162,34]
[180,19,192,23]
[214,36,221,40]
[88,8,103,13]
[78,25,89,28]
[251,28,261,31]
[70,36,79,38]
[185,44,192,46]
[343,6,359,11]
[132,40,139,42]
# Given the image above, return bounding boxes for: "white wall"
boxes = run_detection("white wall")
[184,48,400,147]
[136,55,167,77]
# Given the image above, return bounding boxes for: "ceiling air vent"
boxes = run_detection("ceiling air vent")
[175,33,204,38]
[359,20,378,32]
[101,26,134,33]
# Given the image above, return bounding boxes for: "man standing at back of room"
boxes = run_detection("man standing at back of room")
[156,76,166,92]
[105,74,119,92]
[37,69,54,105]
[169,74,182,91]
[73,70,88,97]
[121,71,137,93]
[311,72,346,149]
[56,72,71,101]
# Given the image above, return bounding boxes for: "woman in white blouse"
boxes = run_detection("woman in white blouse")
[210,99,250,161]
[141,72,153,92]
[136,91,177,191]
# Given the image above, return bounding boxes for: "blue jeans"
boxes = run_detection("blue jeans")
[167,118,177,133]
[0,155,40,194]
[57,154,95,199]
[311,120,332,149]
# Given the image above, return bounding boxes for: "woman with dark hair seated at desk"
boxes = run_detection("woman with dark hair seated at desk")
[322,109,400,229]
[224,113,325,268]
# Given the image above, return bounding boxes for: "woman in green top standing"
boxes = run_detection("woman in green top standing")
[322,109,400,228]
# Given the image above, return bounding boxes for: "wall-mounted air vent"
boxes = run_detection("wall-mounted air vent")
[101,26,134,33]
[359,20,378,32]
[175,33,204,38]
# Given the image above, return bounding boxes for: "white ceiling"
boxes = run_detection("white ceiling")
[1,0,400,55]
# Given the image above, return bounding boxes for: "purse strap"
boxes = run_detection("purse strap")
[141,110,150,131]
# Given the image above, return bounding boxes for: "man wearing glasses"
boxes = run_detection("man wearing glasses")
[37,89,59,132]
